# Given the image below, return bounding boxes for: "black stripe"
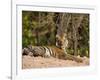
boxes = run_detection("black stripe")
[50,47,55,57]
[53,50,56,57]
[46,46,52,56]
[42,46,46,54]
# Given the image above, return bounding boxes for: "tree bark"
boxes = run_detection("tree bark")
[72,14,84,56]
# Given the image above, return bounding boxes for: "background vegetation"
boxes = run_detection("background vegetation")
[22,11,89,57]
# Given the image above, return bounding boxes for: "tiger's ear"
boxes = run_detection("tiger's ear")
[56,34,60,39]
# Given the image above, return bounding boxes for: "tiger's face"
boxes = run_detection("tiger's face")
[56,36,63,49]
[56,33,68,54]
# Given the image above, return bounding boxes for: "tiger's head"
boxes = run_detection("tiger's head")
[56,33,68,54]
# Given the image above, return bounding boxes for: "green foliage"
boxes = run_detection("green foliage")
[22,11,56,47]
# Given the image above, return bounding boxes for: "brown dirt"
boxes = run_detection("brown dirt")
[22,55,89,69]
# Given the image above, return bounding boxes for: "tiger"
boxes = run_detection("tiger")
[22,45,83,63]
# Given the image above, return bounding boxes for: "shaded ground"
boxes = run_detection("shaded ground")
[22,55,89,69]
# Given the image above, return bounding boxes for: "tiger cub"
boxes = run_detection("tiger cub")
[22,45,83,63]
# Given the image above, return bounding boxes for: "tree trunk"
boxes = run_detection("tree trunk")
[72,14,84,56]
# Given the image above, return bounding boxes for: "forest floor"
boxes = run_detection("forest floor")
[22,55,89,69]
